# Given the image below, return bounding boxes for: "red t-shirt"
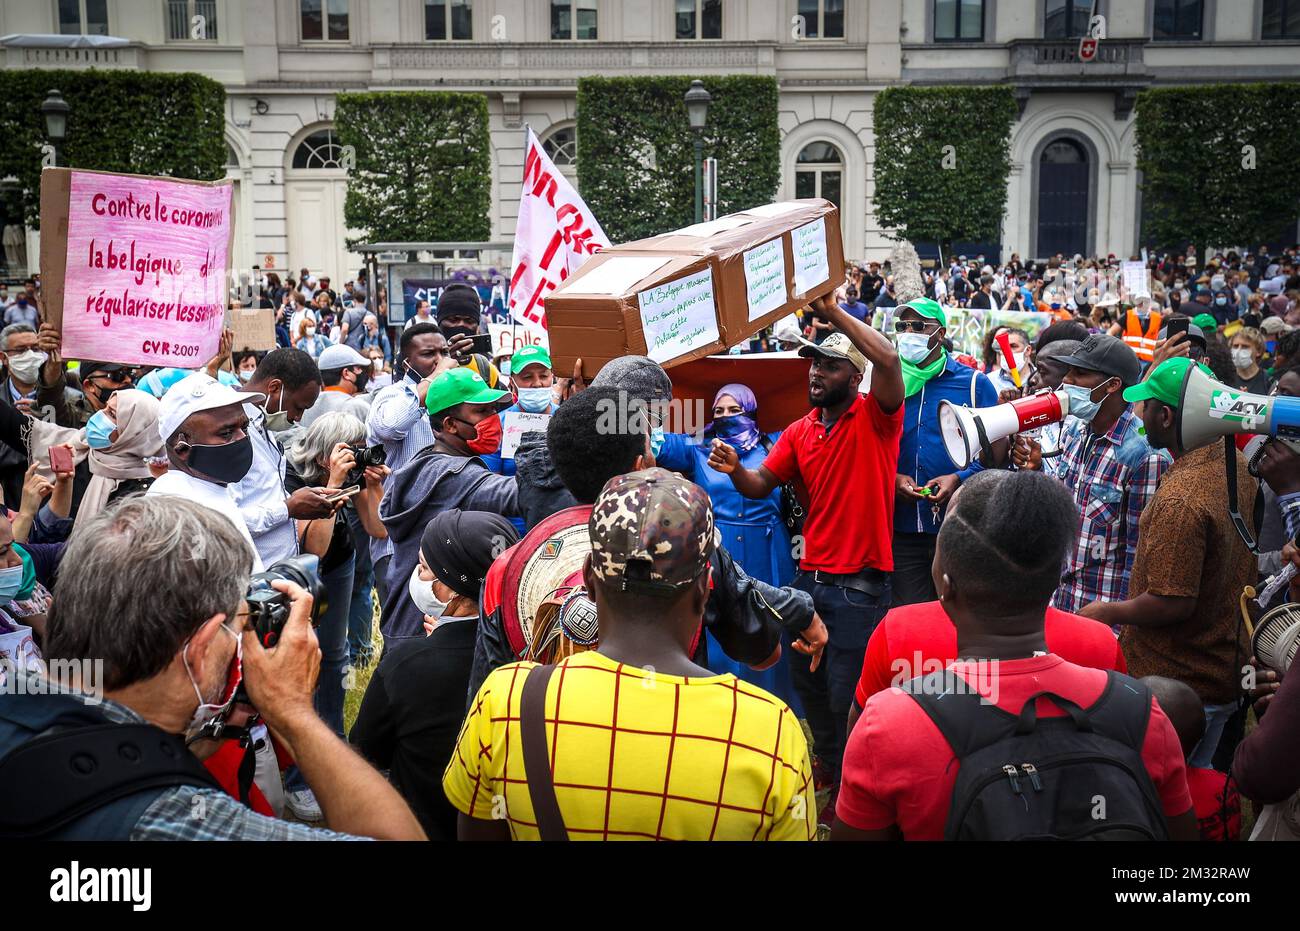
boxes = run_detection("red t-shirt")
[837,654,1192,839]
[1186,766,1241,842]
[853,601,1128,709]
[763,392,903,573]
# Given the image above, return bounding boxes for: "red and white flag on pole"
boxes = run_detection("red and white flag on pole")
[508,126,610,338]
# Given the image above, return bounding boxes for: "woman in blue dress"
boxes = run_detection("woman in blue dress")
[657,383,800,712]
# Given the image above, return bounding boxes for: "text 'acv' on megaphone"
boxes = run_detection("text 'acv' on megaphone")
[939,389,1071,470]
[1177,362,1300,452]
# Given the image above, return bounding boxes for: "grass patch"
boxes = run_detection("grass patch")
[343,595,384,737]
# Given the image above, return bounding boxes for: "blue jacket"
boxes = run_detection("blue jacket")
[658,431,795,588]
[895,355,998,535]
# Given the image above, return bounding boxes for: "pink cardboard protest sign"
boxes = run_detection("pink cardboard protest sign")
[40,167,233,368]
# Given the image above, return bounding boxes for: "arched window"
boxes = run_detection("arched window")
[1041,138,1086,164]
[225,143,241,172]
[542,126,577,167]
[291,129,346,169]
[794,141,842,208]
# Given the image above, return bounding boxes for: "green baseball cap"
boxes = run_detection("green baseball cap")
[510,344,552,374]
[424,366,509,415]
[898,297,947,328]
[1122,357,1212,407]
[1192,313,1218,333]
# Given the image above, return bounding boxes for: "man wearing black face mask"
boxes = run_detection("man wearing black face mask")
[148,372,269,571]
[67,360,139,428]
[436,285,501,388]
[231,349,334,569]
[300,343,374,430]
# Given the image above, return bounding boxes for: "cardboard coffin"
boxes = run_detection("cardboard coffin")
[547,198,845,376]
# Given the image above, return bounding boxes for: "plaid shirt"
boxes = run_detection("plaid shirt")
[2,668,361,841]
[1280,492,1300,540]
[444,651,816,841]
[1048,408,1171,614]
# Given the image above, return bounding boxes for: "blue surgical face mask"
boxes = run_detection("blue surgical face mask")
[1216,297,1228,306]
[896,332,933,364]
[650,426,666,458]
[515,386,553,414]
[0,564,24,601]
[86,410,116,449]
[1062,379,1114,425]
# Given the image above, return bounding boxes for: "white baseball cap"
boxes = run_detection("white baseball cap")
[158,373,263,445]
[317,343,369,371]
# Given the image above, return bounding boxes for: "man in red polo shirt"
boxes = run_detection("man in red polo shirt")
[708,293,904,805]
[847,602,1128,733]
[831,470,1196,841]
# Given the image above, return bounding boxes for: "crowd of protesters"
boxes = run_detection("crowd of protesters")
[2,241,1300,843]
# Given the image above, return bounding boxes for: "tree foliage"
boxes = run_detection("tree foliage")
[871,86,1016,251]
[0,70,226,228]
[335,91,491,246]
[1135,83,1300,254]
[576,76,780,243]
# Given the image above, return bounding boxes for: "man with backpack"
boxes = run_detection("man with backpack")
[831,469,1197,841]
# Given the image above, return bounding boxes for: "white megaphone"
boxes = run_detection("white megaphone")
[939,389,1072,470]
[1176,362,1300,453]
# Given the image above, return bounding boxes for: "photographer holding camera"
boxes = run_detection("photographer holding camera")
[283,411,389,821]
[0,496,423,840]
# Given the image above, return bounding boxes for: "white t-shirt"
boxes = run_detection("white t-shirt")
[147,470,265,572]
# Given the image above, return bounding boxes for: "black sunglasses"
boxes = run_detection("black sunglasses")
[894,319,939,334]
[94,369,136,384]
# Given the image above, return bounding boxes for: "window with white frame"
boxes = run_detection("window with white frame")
[1263,0,1300,38]
[676,0,721,39]
[794,141,842,210]
[291,130,347,170]
[1152,0,1202,39]
[552,0,597,39]
[934,0,984,41]
[426,0,473,40]
[301,0,349,41]
[796,0,844,38]
[165,0,218,40]
[542,126,577,168]
[58,0,109,35]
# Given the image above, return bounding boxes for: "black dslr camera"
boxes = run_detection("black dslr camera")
[245,554,328,648]
[346,443,386,485]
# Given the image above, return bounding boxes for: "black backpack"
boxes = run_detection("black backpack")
[900,669,1168,840]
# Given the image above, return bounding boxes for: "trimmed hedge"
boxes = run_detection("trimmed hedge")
[335,91,491,245]
[576,76,780,243]
[0,70,226,228]
[872,86,1017,251]
[1135,83,1300,255]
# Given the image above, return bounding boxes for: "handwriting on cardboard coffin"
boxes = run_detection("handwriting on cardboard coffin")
[637,270,720,365]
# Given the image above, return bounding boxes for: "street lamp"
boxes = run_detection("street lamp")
[41,89,69,167]
[684,80,711,224]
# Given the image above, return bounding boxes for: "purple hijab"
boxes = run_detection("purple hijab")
[706,383,762,452]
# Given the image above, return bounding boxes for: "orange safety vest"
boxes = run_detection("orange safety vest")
[1123,310,1162,361]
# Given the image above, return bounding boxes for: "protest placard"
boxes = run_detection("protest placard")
[488,323,548,358]
[40,167,233,368]
[501,411,551,459]
[229,306,276,352]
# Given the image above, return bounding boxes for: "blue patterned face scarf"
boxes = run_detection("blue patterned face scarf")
[707,383,762,451]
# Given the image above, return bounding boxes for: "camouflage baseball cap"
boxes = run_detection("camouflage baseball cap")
[588,467,716,596]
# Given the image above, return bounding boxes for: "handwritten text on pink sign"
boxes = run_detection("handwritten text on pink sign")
[63,171,231,368]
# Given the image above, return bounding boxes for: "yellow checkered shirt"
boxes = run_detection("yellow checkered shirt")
[443,650,816,841]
